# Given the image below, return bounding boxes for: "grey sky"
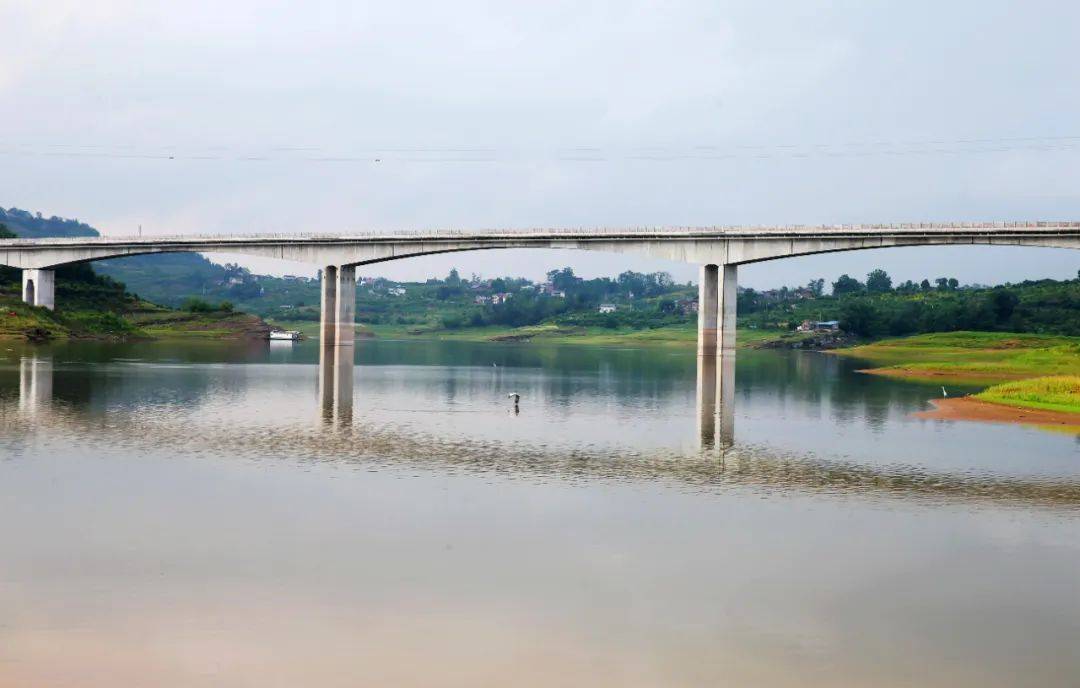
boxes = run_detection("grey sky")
[1,1,1077,288]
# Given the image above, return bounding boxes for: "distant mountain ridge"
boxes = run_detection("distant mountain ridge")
[0,207,100,238]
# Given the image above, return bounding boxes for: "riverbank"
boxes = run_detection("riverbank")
[834,331,1080,385]
[838,332,1080,428]
[0,294,270,341]
[914,396,1080,429]
[266,319,845,349]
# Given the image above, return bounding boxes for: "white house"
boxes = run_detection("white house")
[598,303,617,314]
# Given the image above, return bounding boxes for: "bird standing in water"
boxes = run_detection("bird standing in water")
[508,392,520,414]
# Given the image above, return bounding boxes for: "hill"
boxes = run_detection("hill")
[0,216,269,341]
[0,207,99,238]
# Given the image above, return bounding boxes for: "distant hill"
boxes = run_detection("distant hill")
[0,207,99,238]
[0,205,224,306]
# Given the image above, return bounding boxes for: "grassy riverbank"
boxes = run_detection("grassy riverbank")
[267,318,810,349]
[835,331,1080,385]
[0,293,269,341]
[975,376,1080,414]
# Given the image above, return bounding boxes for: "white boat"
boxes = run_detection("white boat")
[269,330,301,341]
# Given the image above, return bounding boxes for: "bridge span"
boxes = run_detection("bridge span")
[3,222,1078,448]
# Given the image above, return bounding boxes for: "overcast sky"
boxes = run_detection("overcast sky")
[1,1,1078,288]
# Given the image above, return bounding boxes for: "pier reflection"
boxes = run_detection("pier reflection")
[319,343,354,427]
[697,352,735,451]
[2,345,1078,511]
[18,355,52,415]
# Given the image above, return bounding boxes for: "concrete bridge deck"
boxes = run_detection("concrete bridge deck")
[2,222,1079,272]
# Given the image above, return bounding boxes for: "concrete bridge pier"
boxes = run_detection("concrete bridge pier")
[697,264,737,449]
[318,265,357,426]
[21,269,55,310]
[320,265,357,347]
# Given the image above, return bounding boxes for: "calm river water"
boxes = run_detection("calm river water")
[1,340,1078,687]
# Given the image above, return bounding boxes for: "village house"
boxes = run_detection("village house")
[474,295,491,305]
[797,320,841,332]
[598,303,617,314]
[491,293,512,305]
[674,299,698,315]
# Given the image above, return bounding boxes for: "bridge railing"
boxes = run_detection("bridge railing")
[1,221,1079,244]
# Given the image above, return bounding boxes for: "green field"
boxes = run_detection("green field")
[836,331,1080,384]
[975,376,1080,415]
[267,318,804,349]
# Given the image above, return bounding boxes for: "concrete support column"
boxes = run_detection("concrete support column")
[698,263,737,449]
[318,264,356,426]
[22,269,55,310]
[717,263,737,357]
[320,266,338,344]
[334,265,356,347]
[697,264,718,356]
[320,265,356,346]
[716,264,737,449]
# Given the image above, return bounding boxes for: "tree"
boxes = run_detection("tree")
[546,267,579,291]
[920,279,932,291]
[0,222,14,239]
[866,269,893,293]
[832,274,864,296]
[947,277,959,290]
[807,278,825,297]
[935,277,950,291]
[839,301,880,337]
[991,289,1019,322]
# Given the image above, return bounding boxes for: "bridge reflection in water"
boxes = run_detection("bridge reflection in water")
[5,351,1080,511]
[315,342,736,449]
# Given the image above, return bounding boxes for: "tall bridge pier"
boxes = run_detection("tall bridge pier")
[319,265,357,426]
[697,264,737,449]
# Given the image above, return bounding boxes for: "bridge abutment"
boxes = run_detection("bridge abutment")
[21,269,55,310]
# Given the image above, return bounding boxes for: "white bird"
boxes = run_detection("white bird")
[942,386,948,397]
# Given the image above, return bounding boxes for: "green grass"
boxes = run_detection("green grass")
[266,319,795,349]
[976,376,1080,414]
[836,331,1080,383]
[0,290,268,341]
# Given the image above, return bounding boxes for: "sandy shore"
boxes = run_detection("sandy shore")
[857,367,1027,382]
[914,397,1080,429]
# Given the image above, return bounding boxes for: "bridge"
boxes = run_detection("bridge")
[4,222,1078,447]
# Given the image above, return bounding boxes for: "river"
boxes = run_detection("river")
[1,340,1078,687]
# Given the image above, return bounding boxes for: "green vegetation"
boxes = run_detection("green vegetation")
[739,270,1080,337]
[976,376,1080,415]
[0,207,98,238]
[838,331,1080,384]
[0,221,267,341]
